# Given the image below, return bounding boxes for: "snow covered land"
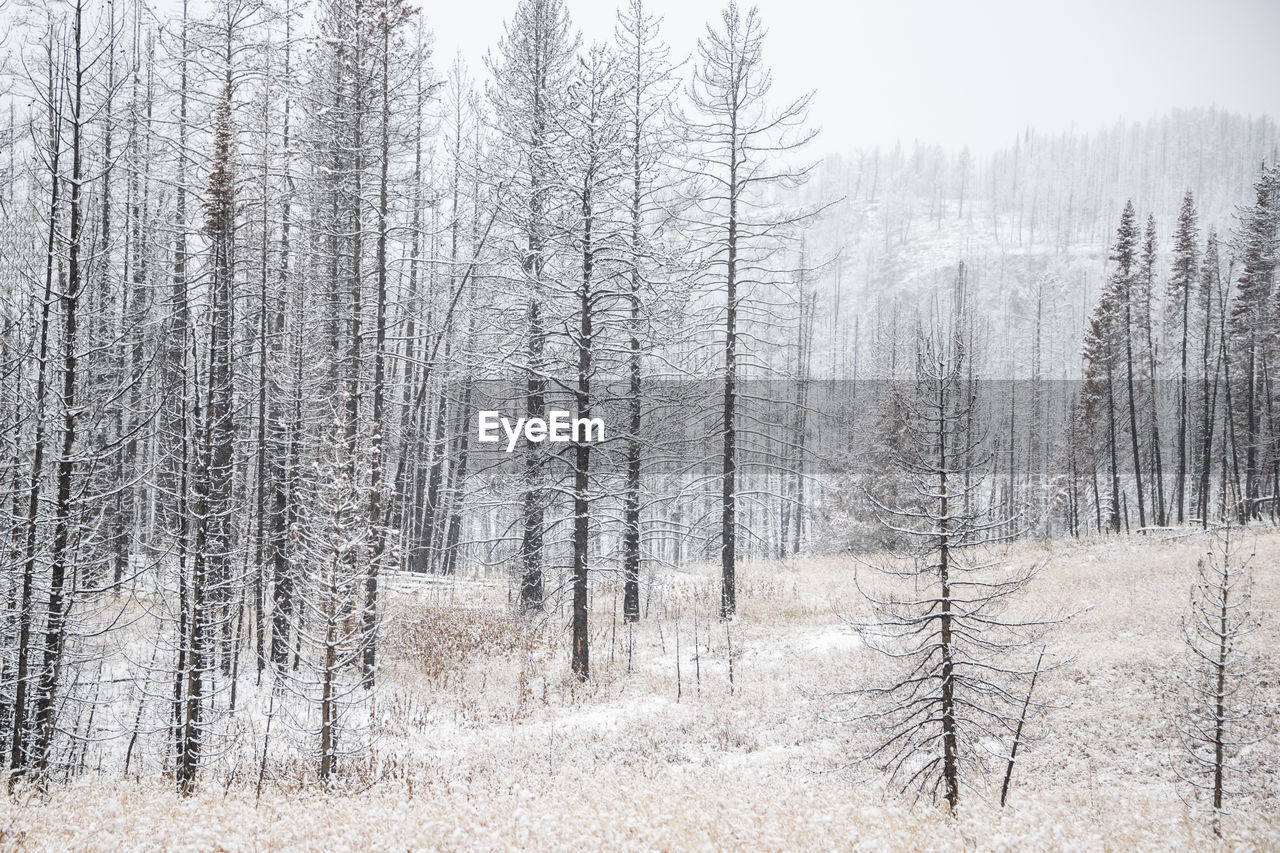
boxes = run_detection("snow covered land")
[2,530,1275,850]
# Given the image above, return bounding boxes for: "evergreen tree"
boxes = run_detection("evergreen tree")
[1138,213,1165,525]
[1196,228,1223,524]
[1228,165,1279,520]
[1082,261,1124,533]
[1113,201,1147,529]
[1168,190,1199,523]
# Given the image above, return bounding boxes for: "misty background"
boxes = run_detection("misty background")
[429,0,1280,153]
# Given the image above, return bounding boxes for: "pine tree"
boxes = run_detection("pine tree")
[9,11,67,779]
[1196,229,1224,524]
[1168,190,1199,523]
[1176,523,1258,835]
[1138,214,1165,525]
[564,44,622,680]
[361,0,418,691]
[33,0,90,778]
[1112,201,1147,529]
[850,301,1058,809]
[1228,165,1279,520]
[1082,252,1124,533]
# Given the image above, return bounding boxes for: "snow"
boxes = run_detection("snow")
[2,530,1278,850]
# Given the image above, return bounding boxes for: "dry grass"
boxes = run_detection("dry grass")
[2,529,1278,851]
[383,600,534,683]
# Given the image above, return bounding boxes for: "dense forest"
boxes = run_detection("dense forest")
[0,0,1274,825]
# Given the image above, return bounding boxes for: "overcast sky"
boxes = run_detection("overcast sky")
[428,0,1280,154]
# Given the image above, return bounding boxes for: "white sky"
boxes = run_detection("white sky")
[427,0,1280,154]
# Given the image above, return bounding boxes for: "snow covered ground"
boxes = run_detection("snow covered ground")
[2,530,1277,851]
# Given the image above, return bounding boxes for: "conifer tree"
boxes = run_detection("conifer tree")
[1082,250,1125,533]
[850,301,1058,810]
[1138,214,1165,525]
[1228,166,1279,520]
[1114,201,1147,528]
[1176,523,1257,835]
[1168,190,1199,523]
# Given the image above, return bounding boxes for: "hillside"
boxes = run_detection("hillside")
[795,109,1279,380]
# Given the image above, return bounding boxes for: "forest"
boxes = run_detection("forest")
[0,0,1276,848]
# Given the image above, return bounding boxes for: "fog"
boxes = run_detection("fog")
[426,0,1280,153]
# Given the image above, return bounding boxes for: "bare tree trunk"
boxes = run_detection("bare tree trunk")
[622,48,644,622]
[33,0,87,775]
[9,30,64,777]
[268,0,295,672]
[1175,274,1191,524]
[571,220,593,680]
[936,373,959,810]
[720,138,738,620]
[361,9,395,690]
[1198,250,1219,524]
[319,559,337,781]
[1106,366,1122,533]
[1123,281,1147,528]
[791,281,813,555]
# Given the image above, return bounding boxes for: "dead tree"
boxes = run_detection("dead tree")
[555,44,627,681]
[487,0,579,612]
[685,1,816,618]
[32,0,90,779]
[1174,522,1258,835]
[8,16,65,778]
[615,0,676,623]
[848,304,1059,810]
[292,420,377,783]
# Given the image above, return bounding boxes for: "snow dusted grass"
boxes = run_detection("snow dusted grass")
[2,530,1278,851]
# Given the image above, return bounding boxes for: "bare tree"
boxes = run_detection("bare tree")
[488,0,579,613]
[32,0,91,779]
[1174,521,1258,835]
[8,11,66,779]
[557,43,627,680]
[292,419,377,782]
[685,0,816,619]
[847,303,1059,809]
[615,0,677,624]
